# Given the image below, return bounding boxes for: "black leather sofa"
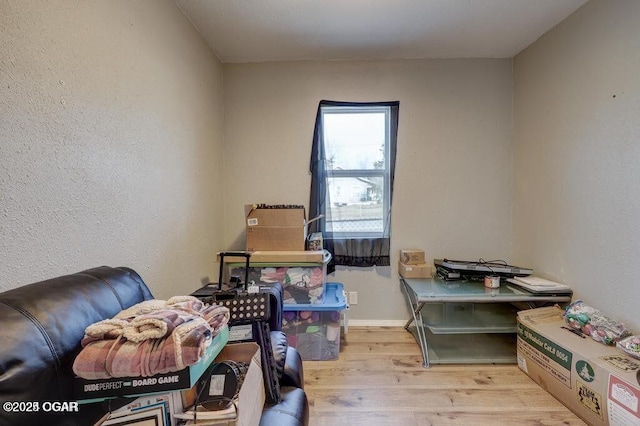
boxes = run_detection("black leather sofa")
[0,266,308,426]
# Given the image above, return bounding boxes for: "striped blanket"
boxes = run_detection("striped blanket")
[73,296,229,379]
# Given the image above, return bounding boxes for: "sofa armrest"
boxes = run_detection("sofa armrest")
[0,266,154,426]
[281,346,304,389]
[260,387,309,426]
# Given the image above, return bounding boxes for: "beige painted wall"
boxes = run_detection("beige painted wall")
[0,0,225,298]
[223,59,514,321]
[9,1,630,330]
[513,0,640,330]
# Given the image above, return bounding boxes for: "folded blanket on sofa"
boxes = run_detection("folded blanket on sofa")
[73,296,230,379]
[114,296,206,321]
[73,317,213,379]
[82,296,229,344]
[124,309,185,342]
[83,318,129,340]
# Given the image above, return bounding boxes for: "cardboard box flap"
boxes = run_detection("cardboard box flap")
[245,204,306,227]
[244,204,321,251]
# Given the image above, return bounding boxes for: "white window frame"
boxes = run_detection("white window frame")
[321,105,392,238]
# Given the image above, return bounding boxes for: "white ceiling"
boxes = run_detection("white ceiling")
[175,0,588,63]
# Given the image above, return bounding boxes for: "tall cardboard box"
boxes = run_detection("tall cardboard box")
[245,205,308,251]
[517,307,640,426]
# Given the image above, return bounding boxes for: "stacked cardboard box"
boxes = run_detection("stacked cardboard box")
[245,204,316,251]
[398,249,432,278]
[517,307,640,426]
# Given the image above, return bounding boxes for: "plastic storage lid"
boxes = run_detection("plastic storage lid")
[284,282,346,311]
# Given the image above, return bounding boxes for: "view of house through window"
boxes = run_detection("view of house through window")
[321,105,391,237]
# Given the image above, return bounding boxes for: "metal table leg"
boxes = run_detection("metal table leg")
[401,279,430,368]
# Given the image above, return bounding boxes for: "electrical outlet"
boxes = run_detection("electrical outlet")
[349,291,358,305]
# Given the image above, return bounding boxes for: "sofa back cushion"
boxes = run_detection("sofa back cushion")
[0,266,153,425]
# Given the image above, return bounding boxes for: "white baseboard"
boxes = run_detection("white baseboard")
[346,319,406,327]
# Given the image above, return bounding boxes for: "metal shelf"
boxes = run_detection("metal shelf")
[401,276,572,367]
[422,302,519,334]
[408,326,517,364]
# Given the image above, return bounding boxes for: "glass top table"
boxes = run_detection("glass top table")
[401,276,572,367]
[403,277,573,302]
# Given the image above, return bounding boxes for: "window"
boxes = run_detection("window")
[309,100,399,271]
[321,105,392,237]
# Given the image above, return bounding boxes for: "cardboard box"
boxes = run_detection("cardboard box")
[398,261,432,278]
[245,205,309,251]
[517,307,640,426]
[178,342,264,426]
[75,327,229,401]
[246,226,305,252]
[399,249,425,265]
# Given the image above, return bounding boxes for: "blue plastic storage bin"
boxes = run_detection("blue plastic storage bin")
[282,283,346,360]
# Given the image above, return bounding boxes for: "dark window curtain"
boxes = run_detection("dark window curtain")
[309,100,399,274]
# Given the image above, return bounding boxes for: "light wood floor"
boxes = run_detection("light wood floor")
[302,326,587,426]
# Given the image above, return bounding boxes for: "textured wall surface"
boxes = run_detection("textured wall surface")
[0,0,225,298]
[8,1,633,330]
[223,59,513,321]
[513,0,640,330]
